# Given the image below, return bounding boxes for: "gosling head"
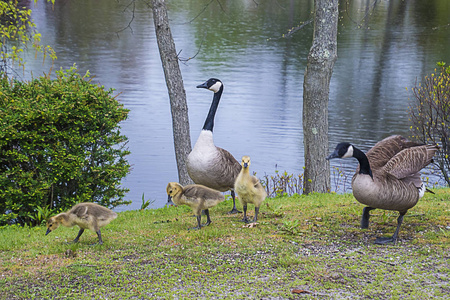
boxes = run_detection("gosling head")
[45,216,61,235]
[197,78,223,93]
[327,142,354,160]
[241,155,251,169]
[166,182,183,206]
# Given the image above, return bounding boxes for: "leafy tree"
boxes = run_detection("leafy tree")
[0,65,131,226]
[410,62,450,185]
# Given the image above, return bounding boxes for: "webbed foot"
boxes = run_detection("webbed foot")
[374,236,396,245]
[228,207,242,214]
[188,226,202,230]
[239,217,250,223]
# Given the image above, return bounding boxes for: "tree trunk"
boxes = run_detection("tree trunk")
[152,0,192,185]
[302,0,338,194]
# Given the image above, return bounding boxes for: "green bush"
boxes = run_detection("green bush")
[0,66,131,226]
[409,62,450,186]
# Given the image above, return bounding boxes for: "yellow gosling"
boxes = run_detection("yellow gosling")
[46,202,117,245]
[234,156,267,223]
[166,182,225,230]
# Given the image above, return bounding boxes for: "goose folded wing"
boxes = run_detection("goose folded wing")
[216,147,242,176]
[183,185,218,200]
[71,205,90,219]
[251,176,263,189]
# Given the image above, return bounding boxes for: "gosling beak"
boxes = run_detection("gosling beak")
[167,195,175,207]
[196,81,208,89]
[243,162,248,168]
[326,150,339,160]
[45,228,51,235]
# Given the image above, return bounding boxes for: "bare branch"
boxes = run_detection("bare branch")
[116,0,137,36]
[214,0,226,13]
[284,19,313,38]
[344,0,379,29]
[183,0,215,25]
[177,32,208,64]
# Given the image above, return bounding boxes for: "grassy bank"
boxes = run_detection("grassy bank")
[0,189,449,299]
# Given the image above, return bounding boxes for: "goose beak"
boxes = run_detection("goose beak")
[45,228,51,235]
[243,162,248,168]
[196,81,208,89]
[326,150,339,160]
[167,195,175,207]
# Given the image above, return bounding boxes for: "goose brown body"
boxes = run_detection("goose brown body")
[328,135,439,244]
[46,202,117,245]
[352,136,438,213]
[166,182,225,230]
[187,130,241,193]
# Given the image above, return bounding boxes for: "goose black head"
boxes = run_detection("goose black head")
[327,142,354,160]
[197,78,223,93]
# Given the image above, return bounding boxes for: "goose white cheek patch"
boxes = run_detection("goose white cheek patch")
[209,81,222,93]
[342,145,354,158]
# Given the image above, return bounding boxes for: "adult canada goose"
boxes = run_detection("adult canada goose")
[186,78,242,214]
[45,202,117,245]
[327,135,439,244]
[234,156,267,223]
[166,182,225,230]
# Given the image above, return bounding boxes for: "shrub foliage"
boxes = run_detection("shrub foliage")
[0,0,56,75]
[410,62,450,186]
[0,66,131,226]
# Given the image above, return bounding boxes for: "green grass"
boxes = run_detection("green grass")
[0,189,449,299]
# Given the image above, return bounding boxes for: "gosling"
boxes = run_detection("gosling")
[234,156,267,223]
[46,202,117,245]
[166,182,225,230]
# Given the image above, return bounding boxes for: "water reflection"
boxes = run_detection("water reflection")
[18,0,450,210]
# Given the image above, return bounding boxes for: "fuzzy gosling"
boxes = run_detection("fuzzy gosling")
[166,182,225,230]
[234,156,267,223]
[46,202,117,245]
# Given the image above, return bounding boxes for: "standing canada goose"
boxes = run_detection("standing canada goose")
[45,202,117,245]
[166,182,225,230]
[234,156,267,223]
[187,78,242,214]
[327,135,439,244]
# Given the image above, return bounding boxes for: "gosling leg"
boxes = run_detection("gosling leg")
[72,228,85,243]
[375,212,405,245]
[240,204,250,223]
[189,215,202,230]
[253,206,260,223]
[361,207,375,229]
[203,209,212,227]
[92,230,104,246]
[228,190,242,214]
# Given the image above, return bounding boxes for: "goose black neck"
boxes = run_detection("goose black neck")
[353,146,373,178]
[202,87,223,132]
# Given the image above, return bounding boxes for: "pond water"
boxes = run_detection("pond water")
[18,0,450,210]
